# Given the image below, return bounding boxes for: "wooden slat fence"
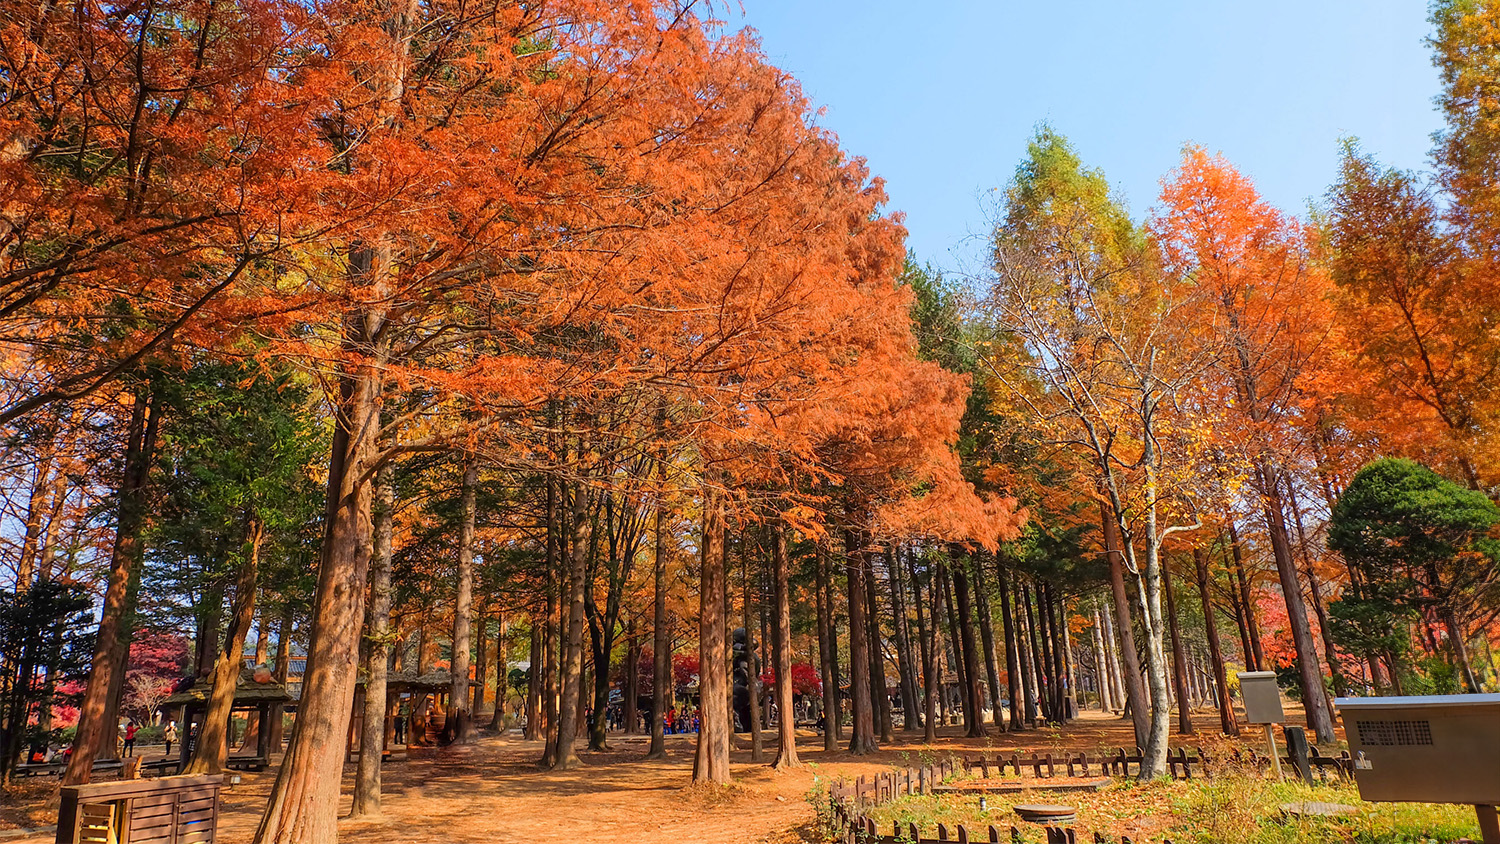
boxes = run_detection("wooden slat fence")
[1227,747,1355,782]
[824,760,1171,844]
[956,747,1209,781]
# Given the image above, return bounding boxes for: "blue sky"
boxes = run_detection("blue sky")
[726,1,1442,275]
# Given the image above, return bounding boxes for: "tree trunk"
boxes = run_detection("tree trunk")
[540,475,561,766]
[1227,523,1264,671]
[845,538,877,754]
[65,381,160,785]
[553,483,591,769]
[743,545,763,761]
[525,618,541,740]
[1288,485,1348,697]
[948,549,987,738]
[1193,548,1238,736]
[448,457,478,744]
[973,556,1005,732]
[624,617,640,735]
[933,567,951,728]
[12,445,55,591]
[1044,582,1071,721]
[1022,583,1047,723]
[1101,603,1126,713]
[1259,469,1337,744]
[474,613,488,717]
[770,526,799,770]
[1223,548,1256,672]
[187,517,262,776]
[1162,561,1194,736]
[498,611,516,728]
[814,545,840,752]
[692,493,731,784]
[938,558,971,731]
[863,548,892,744]
[1013,581,1037,727]
[1038,584,1062,722]
[648,489,669,759]
[888,547,920,732]
[352,460,395,816]
[1090,604,1114,711]
[255,327,381,842]
[998,566,1024,731]
[1443,607,1481,694]
[906,551,937,742]
[1102,503,1148,749]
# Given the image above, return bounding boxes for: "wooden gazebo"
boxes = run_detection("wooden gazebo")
[349,669,452,758]
[162,668,292,770]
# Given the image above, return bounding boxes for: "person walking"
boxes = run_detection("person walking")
[163,721,178,757]
[123,721,139,756]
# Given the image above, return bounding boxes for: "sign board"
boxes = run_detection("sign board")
[1237,671,1284,725]
[1337,694,1500,805]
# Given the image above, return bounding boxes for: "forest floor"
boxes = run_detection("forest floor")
[3,708,1312,844]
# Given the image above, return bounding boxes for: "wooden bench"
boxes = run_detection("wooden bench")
[225,755,268,771]
[57,774,222,844]
[16,759,124,779]
[142,758,182,776]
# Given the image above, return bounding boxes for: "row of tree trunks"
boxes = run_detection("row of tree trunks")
[972,557,1004,732]
[1162,562,1194,736]
[889,548,921,732]
[998,567,1024,730]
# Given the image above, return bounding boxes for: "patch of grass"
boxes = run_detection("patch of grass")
[862,773,1481,844]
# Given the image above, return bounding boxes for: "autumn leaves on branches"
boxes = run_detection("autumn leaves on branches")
[3,0,1012,838]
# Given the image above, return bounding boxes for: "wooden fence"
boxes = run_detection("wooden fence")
[1227,746,1355,782]
[955,748,1208,781]
[825,759,1170,844]
[822,745,1365,844]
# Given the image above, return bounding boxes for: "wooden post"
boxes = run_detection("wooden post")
[1476,804,1499,844]
[1264,724,1283,782]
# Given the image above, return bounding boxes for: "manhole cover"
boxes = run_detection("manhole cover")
[1014,804,1077,825]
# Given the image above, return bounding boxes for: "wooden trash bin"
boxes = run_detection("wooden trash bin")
[57,774,223,844]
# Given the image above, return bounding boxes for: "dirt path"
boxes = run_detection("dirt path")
[4,710,1276,844]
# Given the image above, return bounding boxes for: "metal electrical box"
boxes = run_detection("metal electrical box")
[1238,671,1285,725]
[1337,694,1500,806]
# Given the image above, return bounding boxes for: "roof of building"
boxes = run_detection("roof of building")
[162,668,293,707]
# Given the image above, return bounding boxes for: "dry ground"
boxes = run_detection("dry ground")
[1,709,1279,844]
